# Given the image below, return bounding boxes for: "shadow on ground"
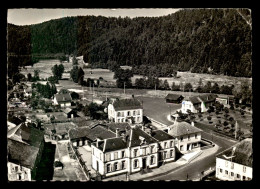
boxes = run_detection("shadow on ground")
[35,142,56,181]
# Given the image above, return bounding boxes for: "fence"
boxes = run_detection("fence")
[69,143,90,180]
[147,116,168,130]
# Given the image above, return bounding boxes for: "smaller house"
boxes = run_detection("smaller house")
[167,121,202,153]
[165,94,184,104]
[7,124,45,181]
[215,95,235,107]
[53,93,72,107]
[69,124,116,147]
[24,87,32,98]
[63,108,77,119]
[181,94,218,113]
[215,138,252,181]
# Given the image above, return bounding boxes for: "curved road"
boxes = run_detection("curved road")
[150,128,237,180]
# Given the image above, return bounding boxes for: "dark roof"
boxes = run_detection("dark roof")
[54,93,72,103]
[189,96,201,105]
[216,138,252,167]
[128,127,158,147]
[199,94,218,103]
[69,125,115,142]
[165,94,183,101]
[63,108,73,114]
[112,98,142,111]
[98,137,127,152]
[151,130,175,141]
[14,124,44,148]
[168,121,202,137]
[107,122,131,133]
[8,138,39,169]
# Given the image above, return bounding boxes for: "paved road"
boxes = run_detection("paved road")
[136,96,181,126]
[151,127,237,181]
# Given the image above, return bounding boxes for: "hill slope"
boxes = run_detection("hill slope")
[7,8,252,78]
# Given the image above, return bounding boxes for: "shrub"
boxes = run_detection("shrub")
[54,161,63,168]
[223,121,229,126]
[207,116,212,121]
[229,117,234,122]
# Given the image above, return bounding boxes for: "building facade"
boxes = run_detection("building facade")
[91,127,175,178]
[167,121,202,154]
[181,94,217,114]
[108,98,143,124]
[215,138,252,181]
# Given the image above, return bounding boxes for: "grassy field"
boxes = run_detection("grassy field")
[21,59,252,92]
[196,108,252,136]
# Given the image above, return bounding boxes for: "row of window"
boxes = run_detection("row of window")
[106,160,127,173]
[117,110,141,117]
[218,168,251,180]
[161,150,174,159]
[161,141,175,149]
[117,116,140,123]
[225,161,247,173]
[180,134,198,142]
[179,143,199,151]
[105,151,126,162]
[133,146,156,157]
[133,156,156,168]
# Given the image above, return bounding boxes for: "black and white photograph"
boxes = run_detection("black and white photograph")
[6,8,253,181]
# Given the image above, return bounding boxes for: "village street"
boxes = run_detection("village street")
[149,128,237,180]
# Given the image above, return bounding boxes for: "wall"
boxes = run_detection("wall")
[177,132,201,153]
[108,104,143,123]
[7,162,31,181]
[216,158,252,181]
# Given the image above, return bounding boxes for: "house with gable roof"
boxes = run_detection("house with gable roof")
[167,121,202,153]
[215,138,252,181]
[7,124,45,181]
[181,94,218,113]
[107,97,143,124]
[53,93,72,107]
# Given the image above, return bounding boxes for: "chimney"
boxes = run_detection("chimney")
[191,122,194,126]
[142,125,145,131]
[96,137,101,147]
[116,128,120,137]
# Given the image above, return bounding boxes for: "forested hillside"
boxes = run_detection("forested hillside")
[8,8,252,78]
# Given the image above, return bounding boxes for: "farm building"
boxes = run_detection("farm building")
[215,94,235,107]
[62,108,77,118]
[181,94,218,113]
[215,138,252,181]
[165,94,184,104]
[53,93,72,107]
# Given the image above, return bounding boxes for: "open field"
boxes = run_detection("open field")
[21,60,252,92]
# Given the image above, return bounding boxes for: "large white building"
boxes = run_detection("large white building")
[91,127,176,178]
[215,138,252,181]
[181,94,218,114]
[108,98,143,124]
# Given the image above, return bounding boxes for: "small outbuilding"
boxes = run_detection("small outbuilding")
[165,94,184,104]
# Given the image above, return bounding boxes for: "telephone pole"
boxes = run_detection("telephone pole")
[124,82,126,95]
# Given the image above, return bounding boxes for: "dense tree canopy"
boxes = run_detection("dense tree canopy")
[8,9,252,78]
